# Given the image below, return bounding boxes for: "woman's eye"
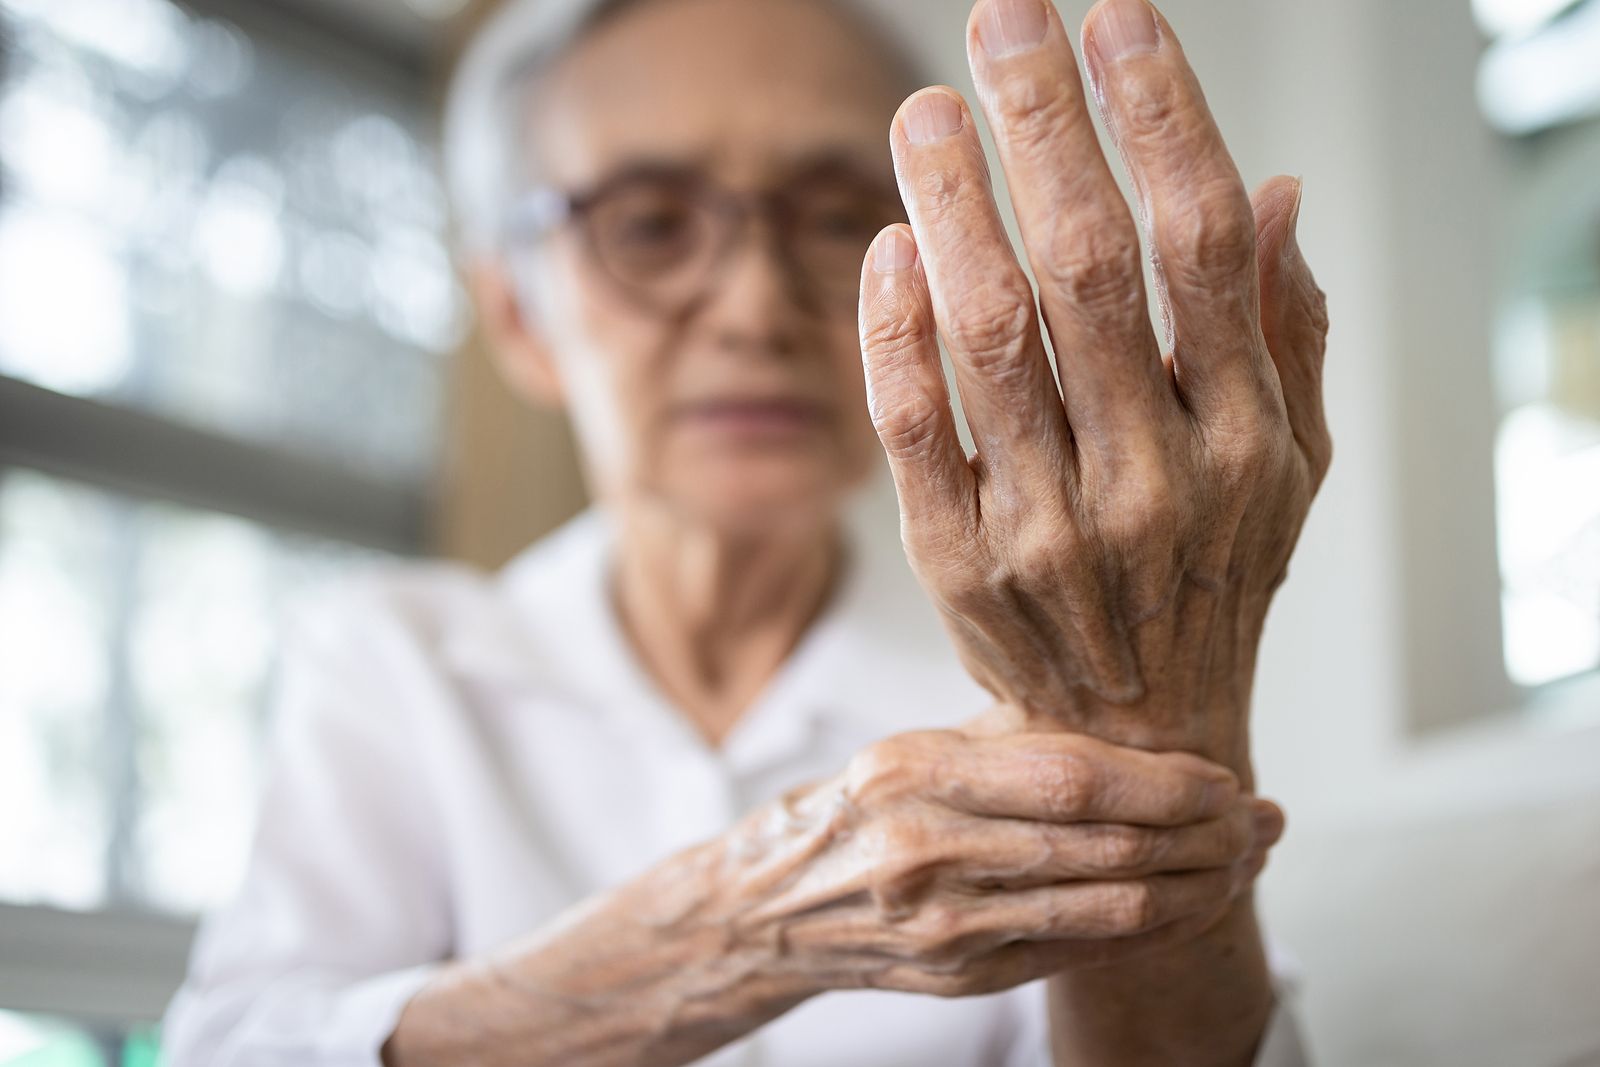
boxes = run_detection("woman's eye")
[803,201,881,240]
[616,208,692,244]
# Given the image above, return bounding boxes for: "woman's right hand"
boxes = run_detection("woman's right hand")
[380,716,1280,1067]
[386,718,1281,1067]
[704,717,1283,1000]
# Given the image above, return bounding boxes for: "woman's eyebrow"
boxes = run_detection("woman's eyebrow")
[589,156,708,183]
[572,145,892,191]
[778,146,891,181]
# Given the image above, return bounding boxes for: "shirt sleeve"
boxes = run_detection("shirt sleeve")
[161,583,454,1067]
[995,935,1310,1067]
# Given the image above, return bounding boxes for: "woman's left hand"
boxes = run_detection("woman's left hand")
[855,0,1331,781]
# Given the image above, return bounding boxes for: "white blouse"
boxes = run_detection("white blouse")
[162,499,1308,1066]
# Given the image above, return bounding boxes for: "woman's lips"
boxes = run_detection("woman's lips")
[674,397,832,438]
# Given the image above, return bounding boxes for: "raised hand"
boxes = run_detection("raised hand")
[857,0,1330,781]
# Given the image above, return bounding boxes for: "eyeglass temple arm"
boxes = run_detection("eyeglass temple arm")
[502,186,573,245]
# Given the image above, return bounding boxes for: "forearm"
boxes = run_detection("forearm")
[1046,894,1273,1067]
[382,838,813,1067]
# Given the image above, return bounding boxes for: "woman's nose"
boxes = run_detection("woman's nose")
[692,216,817,356]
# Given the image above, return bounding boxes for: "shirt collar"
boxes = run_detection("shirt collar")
[441,487,965,768]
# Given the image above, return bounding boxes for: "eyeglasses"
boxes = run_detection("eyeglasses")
[503,161,907,317]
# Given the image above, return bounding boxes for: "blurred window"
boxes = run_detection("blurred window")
[0,0,464,481]
[0,470,381,914]
[1475,0,1600,688]
[0,0,460,1038]
[0,1009,159,1067]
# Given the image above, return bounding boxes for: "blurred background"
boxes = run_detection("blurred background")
[0,0,1596,1063]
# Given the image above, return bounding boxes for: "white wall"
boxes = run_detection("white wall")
[862,0,1600,1061]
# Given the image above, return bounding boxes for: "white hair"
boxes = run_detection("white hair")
[442,0,930,257]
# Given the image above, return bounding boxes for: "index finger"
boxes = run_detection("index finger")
[938,731,1239,826]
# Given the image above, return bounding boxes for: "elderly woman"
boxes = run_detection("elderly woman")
[163,0,1330,1063]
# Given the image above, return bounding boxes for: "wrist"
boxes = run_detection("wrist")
[695,783,855,1009]
[1046,894,1274,1067]
[628,836,821,1021]
[1045,592,1266,787]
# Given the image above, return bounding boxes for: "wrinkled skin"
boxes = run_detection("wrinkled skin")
[857,0,1330,784]
[390,721,1281,1067]
[716,721,1278,995]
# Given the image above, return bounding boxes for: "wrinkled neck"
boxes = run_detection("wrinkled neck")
[608,504,845,747]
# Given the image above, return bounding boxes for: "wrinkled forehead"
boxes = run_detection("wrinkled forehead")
[522,0,909,191]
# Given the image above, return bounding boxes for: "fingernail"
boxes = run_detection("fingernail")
[873,227,917,273]
[977,0,1049,58]
[903,91,964,145]
[1092,0,1160,62]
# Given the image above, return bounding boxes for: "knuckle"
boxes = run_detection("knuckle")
[1038,748,1100,818]
[867,876,916,920]
[994,78,1086,151]
[1036,220,1144,318]
[1099,463,1179,547]
[1095,825,1158,871]
[846,737,914,805]
[870,391,947,461]
[1012,521,1075,584]
[867,850,937,917]
[1104,881,1159,934]
[1011,538,1052,584]
[1208,408,1283,485]
[881,819,947,880]
[1119,74,1184,143]
[1163,193,1257,284]
[944,281,1038,378]
[906,902,967,960]
[846,730,949,806]
[861,292,931,360]
[865,819,949,918]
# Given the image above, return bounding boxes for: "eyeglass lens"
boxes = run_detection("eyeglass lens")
[577,169,905,313]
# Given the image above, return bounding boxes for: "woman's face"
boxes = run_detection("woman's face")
[487,0,912,537]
